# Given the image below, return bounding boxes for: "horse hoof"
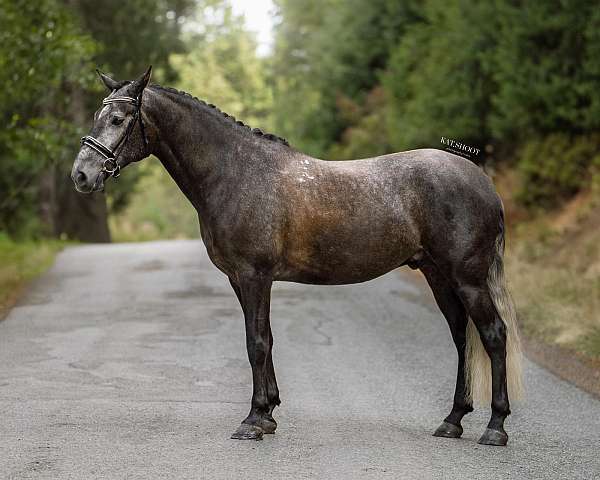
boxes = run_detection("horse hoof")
[231,423,264,440]
[433,421,463,438]
[478,428,508,446]
[258,417,277,434]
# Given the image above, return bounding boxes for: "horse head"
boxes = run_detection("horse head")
[71,67,152,193]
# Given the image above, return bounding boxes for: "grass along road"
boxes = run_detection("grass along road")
[0,234,64,319]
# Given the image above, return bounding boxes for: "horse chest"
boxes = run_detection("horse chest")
[200,228,235,275]
[200,221,271,278]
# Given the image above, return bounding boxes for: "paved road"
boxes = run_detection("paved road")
[0,240,598,479]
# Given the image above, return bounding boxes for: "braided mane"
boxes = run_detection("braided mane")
[149,84,290,147]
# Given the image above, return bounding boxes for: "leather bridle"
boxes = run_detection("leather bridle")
[80,92,148,179]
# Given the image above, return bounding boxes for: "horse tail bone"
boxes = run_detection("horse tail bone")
[465,207,523,404]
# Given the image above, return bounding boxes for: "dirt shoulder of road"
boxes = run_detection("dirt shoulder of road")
[522,336,600,398]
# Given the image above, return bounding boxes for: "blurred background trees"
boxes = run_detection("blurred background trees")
[0,0,194,241]
[1,0,599,242]
[271,0,600,207]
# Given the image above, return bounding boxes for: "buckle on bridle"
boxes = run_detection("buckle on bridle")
[102,158,120,177]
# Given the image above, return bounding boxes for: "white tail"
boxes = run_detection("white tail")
[465,226,523,404]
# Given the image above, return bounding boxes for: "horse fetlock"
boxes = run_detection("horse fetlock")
[445,406,472,427]
[267,397,281,416]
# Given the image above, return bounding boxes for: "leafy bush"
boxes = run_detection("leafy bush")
[109,159,198,242]
[516,133,600,207]
[327,87,391,160]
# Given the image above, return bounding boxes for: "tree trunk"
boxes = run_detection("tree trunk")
[55,178,111,242]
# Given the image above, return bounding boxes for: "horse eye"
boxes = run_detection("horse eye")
[111,116,124,126]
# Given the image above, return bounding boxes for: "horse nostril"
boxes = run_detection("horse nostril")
[76,169,87,185]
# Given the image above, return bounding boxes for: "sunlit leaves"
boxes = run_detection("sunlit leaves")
[170,1,273,128]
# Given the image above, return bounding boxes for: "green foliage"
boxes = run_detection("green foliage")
[109,159,198,242]
[516,134,600,207]
[0,0,96,236]
[74,0,193,83]
[270,0,339,156]
[327,87,390,160]
[170,3,272,127]
[272,0,600,206]
[383,0,495,150]
[485,0,600,139]
[0,118,81,236]
[271,0,420,157]
[0,0,96,110]
[0,0,194,239]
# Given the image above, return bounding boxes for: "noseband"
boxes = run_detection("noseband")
[80,92,148,179]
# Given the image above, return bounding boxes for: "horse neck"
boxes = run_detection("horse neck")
[144,87,258,210]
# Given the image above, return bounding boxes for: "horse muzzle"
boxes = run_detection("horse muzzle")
[71,161,106,194]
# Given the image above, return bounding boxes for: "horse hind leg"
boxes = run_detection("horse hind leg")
[454,237,523,446]
[458,284,511,445]
[420,259,473,439]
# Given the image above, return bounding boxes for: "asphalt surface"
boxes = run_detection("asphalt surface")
[0,240,598,479]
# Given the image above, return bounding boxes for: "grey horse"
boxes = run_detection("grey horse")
[72,68,522,446]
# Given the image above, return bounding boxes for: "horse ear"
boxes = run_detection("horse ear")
[96,69,121,92]
[130,66,152,98]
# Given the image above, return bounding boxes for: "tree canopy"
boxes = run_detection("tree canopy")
[0,0,194,239]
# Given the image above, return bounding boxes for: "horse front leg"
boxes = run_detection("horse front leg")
[229,274,277,440]
[265,325,281,417]
[229,278,280,420]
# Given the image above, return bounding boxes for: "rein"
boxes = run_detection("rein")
[80,92,148,179]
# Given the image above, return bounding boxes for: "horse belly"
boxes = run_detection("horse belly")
[279,220,420,285]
